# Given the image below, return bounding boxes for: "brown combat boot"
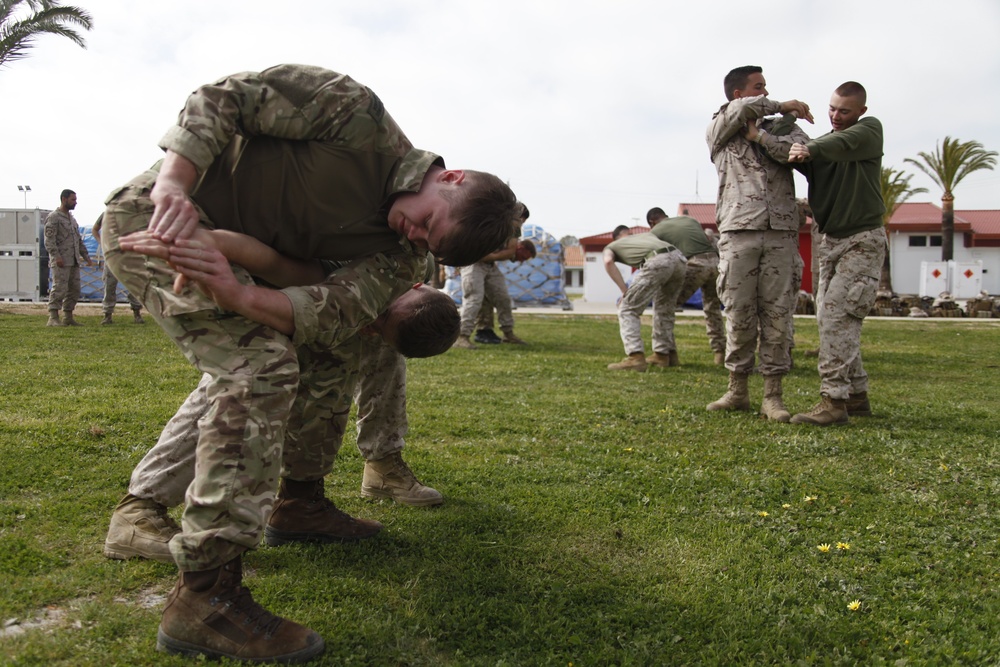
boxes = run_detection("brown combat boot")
[101,313,113,325]
[501,328,527,345]
[264,478,382,546]
[706,372,751,412]
[790,394,849,426]
[62,310,82,326]
[133,310,145,324]
[713,351,725,366]
[157,554,325,662]
[846,391,872,417]
[362,452,444,507]
[760,375,791,423]
[607,353,648,372]
[46,309,64,327]
[452,335,478,350]
[104,493,179,563]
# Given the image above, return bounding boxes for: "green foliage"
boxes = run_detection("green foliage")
[0,0,94,69]
[1,308,999,665]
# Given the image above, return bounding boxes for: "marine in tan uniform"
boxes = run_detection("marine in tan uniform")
[705,65,813,422]
[43,189,92,326]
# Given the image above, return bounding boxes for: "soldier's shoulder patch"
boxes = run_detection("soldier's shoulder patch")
[366,88,385,122]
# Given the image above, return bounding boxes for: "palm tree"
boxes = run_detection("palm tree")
[879,167,927,292]
[904,137,998,262]
[0,0,93,69]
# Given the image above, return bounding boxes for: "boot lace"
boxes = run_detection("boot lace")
[212,585,284,639]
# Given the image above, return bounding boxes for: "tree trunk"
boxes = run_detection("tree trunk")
[941,192,955,262]
[880,236,893,292]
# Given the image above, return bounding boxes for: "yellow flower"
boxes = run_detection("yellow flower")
[939,463,948,471]
[804,495,818,503]
[847,599,862,611]
[624,447,633,452]
[758,511,769,517]
[817,543,831,553]
[836,542,851,550]
[782,503,791,509]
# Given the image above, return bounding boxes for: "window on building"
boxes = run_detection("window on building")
[909,236,927,247]
[929,235,942,247]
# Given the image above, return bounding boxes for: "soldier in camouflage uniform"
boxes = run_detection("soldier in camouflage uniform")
[91,215,144,325]
[788,81,887,426]
[705,66,813,422]
[43,189,92,326]
[603,227,687,372]
[101,64,516,663]
[647,207,725,365]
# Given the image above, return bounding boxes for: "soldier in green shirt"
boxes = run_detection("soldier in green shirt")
[603,227,687,372]
[788,81,887,426]
[647,208,725,365]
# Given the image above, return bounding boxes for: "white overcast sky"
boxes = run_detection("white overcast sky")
[2,0,999,242]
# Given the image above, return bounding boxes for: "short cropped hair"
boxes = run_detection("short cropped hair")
[724,66,762,101]
[835,81,867,105]
[518,239,537,259]
[60,189,76,200]
[436,171,518,267]
[646,207,667,224]
[393,289,460,358]
[612,225,630,240]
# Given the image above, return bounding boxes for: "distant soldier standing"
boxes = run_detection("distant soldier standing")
[43,189,92,326]
[91,215,145,325]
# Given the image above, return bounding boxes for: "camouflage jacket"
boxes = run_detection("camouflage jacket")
[43,209,91,266]
[706,95,810,234]
[283,250,427,348]
[158,64,442,262]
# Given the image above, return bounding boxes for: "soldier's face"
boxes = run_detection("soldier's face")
[828,93,866,132]
[63,194,77,210]
[734,73,768,99]
[388,170,465,254]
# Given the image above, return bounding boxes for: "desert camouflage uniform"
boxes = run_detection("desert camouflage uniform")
[44,209,91,312]
[92,215,142,317]
[102,65,433,572]
[607,233,687,355]
[458,261,514,336]
[707,98,809,375]
[650,216,725,354]
[795,116,886,401]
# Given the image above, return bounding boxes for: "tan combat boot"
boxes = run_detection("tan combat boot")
[133,310,145,324]
[501,328,527,345]
[62,310,82,326]
[362,452,444,507]
[264,478,382,546]
[706,372,751,411]
[846,391,872,417]
[157,554,325,662]
[760,375,791,423]
[104,493,180,563]
[790,394,849,426]
[46,309,64,327]
[452,335,478,350]
[101,313,113,325]
[607,353,648,372]
[713,351,725,366]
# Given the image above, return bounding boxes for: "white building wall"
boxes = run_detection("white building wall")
[889,230,1000,295]
[583,251,634,303]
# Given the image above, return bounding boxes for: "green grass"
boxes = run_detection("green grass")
[1,307,998,666]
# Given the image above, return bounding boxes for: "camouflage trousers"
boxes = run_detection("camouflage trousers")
[786,249,804,352]
[815,227,887,400]
[676,252,725,354]
[102,174,302,572]
[102,262,142,314]
[459,262,513,336]
[128,334,408,508]
[717,230,797,375]
[47,264,81,312]
[618,250,687,355]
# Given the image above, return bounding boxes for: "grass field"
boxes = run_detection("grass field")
[1,306,998,666]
